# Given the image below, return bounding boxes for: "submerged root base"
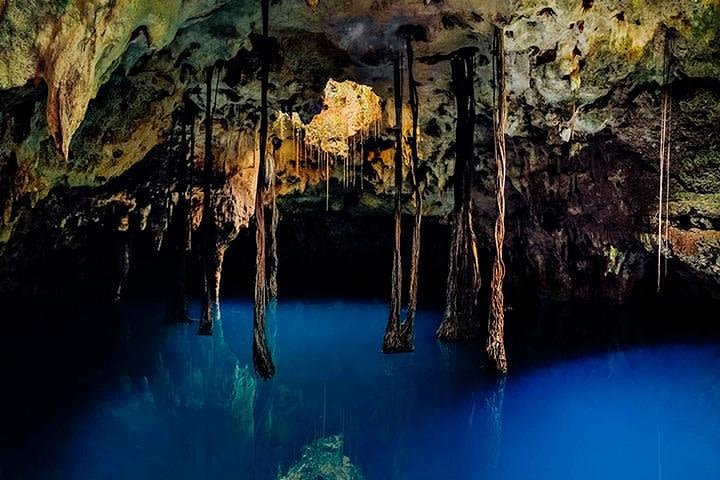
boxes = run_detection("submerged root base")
[436,318,479,343]
[382,331,413,354]
[487,339,508,374]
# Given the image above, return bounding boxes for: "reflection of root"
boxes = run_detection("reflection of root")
[252,327,275,379]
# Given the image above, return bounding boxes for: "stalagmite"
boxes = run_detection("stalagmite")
[436,48,481,342]
[399,25,426,349]
[487,27,509,374]
[382,51,405,353]
[198,65,222,336]
[252,0,276,379]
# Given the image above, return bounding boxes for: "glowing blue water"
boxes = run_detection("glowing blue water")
[20,299,720,479]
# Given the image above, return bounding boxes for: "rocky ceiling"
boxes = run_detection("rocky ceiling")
[0,0,719,300]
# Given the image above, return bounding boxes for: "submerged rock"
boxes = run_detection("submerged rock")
[278,435,362,480]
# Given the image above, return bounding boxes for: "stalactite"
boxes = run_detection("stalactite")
[657,31,674,292]
[360,130,365,191]
[253,0,276,379]
[325,150,330,211]
[382,51,405,353]
[198,65,222,336]
[487,27,509,374]
[436,48,481,342]
[400,28,425,350]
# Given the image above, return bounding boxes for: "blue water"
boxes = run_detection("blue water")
[10,299,720,479]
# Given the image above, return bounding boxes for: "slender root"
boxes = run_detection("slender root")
[487,26,508,374]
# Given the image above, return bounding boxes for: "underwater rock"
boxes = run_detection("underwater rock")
[278,435,363,480]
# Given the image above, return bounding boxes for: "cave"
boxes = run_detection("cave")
[1,1,720,479]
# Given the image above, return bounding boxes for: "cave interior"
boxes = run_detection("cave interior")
[1,0,720,478]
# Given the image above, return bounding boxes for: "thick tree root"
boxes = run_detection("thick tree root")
[382,51,404,354]
[252,0,276,379]
[438,49,481,344]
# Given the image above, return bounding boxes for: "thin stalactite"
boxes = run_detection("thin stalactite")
[253,0,276,379]
[487,26,509,374]
[382,51,406,354]
[436,48,481,343]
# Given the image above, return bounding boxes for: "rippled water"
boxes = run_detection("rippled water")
[5,299,720,479]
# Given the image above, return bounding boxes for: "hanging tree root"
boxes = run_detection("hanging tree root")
[252,0,276,379]
[399,26,427,350]
[268,136,281,301]
[382,50,409,354]
[198,65,218,336]
[487,27,508,374]
[112,227,131,304]
[437,48,481,343]
[166,101,194,323]
[657,30,674,292]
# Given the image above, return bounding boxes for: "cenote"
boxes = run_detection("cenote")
[1,0,720,478]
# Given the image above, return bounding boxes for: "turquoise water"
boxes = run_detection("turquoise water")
[7,299,720,479]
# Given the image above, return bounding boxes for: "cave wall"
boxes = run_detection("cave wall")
[0,0,719,301]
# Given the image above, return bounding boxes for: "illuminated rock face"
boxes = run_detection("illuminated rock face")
[0,0,719,300]
[302,79,382,158]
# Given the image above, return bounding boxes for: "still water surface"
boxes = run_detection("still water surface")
[8,299,720,479]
